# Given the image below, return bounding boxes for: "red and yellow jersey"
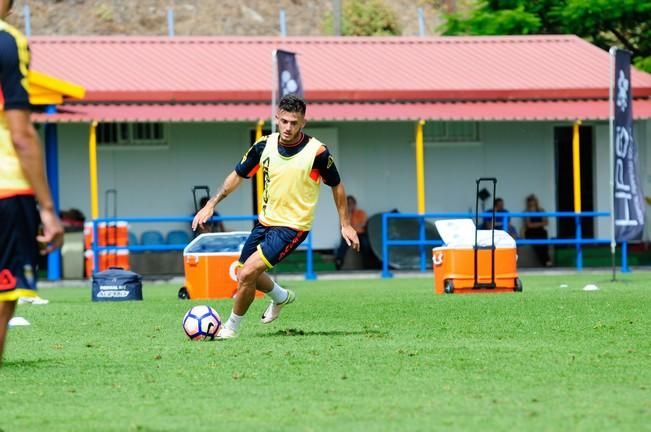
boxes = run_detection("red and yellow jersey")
[0,19,32,199]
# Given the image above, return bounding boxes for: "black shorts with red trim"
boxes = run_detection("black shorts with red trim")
[239,223,309,269]
[0,195,40,300]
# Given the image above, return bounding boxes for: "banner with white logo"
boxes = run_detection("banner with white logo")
[612,48,645,241]
[275,50,303,99]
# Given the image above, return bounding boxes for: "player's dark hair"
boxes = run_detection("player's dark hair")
[278,95,306,115]
[8,0,15,10]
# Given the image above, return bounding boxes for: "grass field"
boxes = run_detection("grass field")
[1,272,650,431]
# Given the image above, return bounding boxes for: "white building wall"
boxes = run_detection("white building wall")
[333,122,417,217]
[336,121,556,235]
[57,122,254,239]
[55,119,649,250]
[56,123,344,249]
[466,121,555,234]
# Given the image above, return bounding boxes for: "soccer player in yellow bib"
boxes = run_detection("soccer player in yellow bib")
[193,95,360,339]
[0,0,64,364]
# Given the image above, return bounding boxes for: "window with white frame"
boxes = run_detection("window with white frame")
[97,122,167,147]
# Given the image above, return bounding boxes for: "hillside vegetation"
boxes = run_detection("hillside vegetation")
[8,0,448,37]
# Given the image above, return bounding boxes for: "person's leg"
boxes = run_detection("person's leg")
[256,271,291,304]
[0,197,40,362]
[533,245,547,266]
[540,229,551,266]
[220,253,289,337]
[219,227,306,337]
[257,227,307,324]
[218,225,267,336]
[527,228,550,266]
[358,233,371,268]
[220,255,293,337]
[232,253,269,316]
[334,237,348,270]
[524,229,537,263]
[0,300,17,365]
[234,223,289,300]
[218,252,268,338]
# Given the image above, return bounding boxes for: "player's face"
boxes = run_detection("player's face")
[276,110,305,143]
[0,0,11,18]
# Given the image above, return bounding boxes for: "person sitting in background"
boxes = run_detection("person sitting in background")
[523,194,552,267]
[335,195,369,270]
[482,197,517,238]
[60,208,85,232]
[194,197,226,234]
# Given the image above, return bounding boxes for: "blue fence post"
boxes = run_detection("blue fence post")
[92,219,99,277]
[381,213,393,278]
[305,231,317,280]
[419,215,426,272]
[621,241,630,273]
[45,105,61,281]
[575,214,583,271]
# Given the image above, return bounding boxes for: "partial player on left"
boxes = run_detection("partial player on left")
[0,0,64,365]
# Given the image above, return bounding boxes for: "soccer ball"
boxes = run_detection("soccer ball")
[182,305,221,340]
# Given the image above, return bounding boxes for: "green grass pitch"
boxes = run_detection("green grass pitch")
[1,273,650,431]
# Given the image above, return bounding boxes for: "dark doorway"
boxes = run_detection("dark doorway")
[554,125,594,238]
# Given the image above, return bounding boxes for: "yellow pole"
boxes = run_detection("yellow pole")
[415,120,426,213]
[89,121,99,219]
[255,119,265,214]
[572,120,582,213]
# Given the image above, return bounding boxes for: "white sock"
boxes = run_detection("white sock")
[267,282,289,304]
[224,310,244,331]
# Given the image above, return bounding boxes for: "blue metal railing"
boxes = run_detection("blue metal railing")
[90,215,316,280]
[381,211,626,278]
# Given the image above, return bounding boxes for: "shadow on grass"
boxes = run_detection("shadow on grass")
[1,358,60,369]
[259,328,388,337]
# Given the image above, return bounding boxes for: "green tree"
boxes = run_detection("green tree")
[439,0,651,72]
[323,0,402,36]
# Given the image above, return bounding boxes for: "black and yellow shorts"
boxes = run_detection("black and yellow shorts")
[0,195,40,301]
[239,222,309,269]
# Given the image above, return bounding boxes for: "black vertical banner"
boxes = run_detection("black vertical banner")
[613,49,645,241]
[275,50,304,99]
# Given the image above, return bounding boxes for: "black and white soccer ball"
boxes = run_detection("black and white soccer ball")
[182,305,221,340]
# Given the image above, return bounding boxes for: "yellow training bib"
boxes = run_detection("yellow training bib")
[0,20,32,198]
[259,133,322,231]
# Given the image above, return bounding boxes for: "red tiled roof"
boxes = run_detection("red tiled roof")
[29,36,651,104]
[31,99,651,123]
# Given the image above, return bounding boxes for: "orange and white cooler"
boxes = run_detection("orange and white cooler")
[84,249,130,278]
[84,221,129,249]
[432,219,522,294]
[83,221,130,277]
[182,232,263,300]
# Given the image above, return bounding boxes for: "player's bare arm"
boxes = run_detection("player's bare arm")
[332,183,360,252]
[192,170,243,231]
[5,109,63,253]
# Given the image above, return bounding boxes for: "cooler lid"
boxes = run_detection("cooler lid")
[434,219,515,248]
[183,231,250,255]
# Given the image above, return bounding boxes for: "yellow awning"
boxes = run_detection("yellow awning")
[28,70,85,105]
